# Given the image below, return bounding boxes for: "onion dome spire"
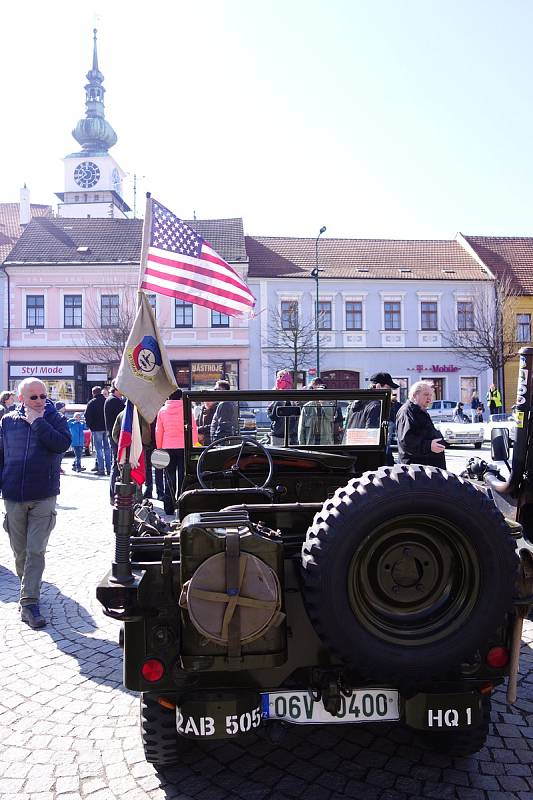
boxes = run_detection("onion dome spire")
[71,29,118,155]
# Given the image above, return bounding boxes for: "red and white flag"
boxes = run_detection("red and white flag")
[139,197,255,318]
[117,400,145,486]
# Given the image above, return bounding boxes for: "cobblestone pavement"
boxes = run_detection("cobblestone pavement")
[1,451,533,800]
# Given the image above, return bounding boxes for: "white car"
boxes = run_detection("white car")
[435,420,485,449]
[483,413,517,444]
[427,400,457,422]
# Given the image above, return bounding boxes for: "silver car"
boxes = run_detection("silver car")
[426,400,457,423]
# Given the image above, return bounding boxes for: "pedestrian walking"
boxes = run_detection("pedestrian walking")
[155,389,192,515]
[0,390,16,421]
[396,380,446,469]
[388,393,402,455]
[470,391,481,423]
[344,372,399,465]
[143,420,165,501]
[486,384,503,416]
[67,412,87,472]
[0,378,71,628]
[55,402,67,474]
[209,380,239,441]
[267,370,298,447]
[452,402,470,424]
[104,383,125,502]
[299,392,336,445]
[197,400,218,446]
[84,386,111,476]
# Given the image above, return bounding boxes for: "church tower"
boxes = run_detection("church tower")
[56,29,131,218]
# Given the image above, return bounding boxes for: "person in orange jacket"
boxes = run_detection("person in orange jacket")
[155,389,197,514]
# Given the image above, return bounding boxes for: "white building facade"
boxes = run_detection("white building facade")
[246,236,494,404]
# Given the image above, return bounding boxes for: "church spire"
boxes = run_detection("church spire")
[71,29,118,155]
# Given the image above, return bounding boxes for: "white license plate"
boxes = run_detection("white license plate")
[262,689,400,724]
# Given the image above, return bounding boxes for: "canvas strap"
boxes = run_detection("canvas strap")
[225,531,242,665]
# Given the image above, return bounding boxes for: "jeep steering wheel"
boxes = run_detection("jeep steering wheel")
[197,436,274,490]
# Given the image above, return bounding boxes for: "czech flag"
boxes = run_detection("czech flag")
[117,400,146,486]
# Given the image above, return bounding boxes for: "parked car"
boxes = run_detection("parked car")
[484,413,517,445]
[435,420,484,448]
[427,400,457,422]
[64,403,92,455]
[235,401,256,436]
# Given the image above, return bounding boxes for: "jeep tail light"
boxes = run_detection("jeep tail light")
[141,658,165,682]
[486,647,509,668]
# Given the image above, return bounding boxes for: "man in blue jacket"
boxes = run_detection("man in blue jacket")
[0,379,71,628]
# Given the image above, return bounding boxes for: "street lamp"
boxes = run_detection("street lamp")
[311,225,327,378]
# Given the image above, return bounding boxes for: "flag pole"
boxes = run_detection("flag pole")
[111,193,152,584]
[137,191,152,295]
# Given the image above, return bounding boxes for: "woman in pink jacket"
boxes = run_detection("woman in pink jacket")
[155,389,197,515]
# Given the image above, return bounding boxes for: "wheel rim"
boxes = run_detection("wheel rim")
[348,514,480,645]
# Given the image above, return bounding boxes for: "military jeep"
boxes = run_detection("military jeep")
[97,350,533,766]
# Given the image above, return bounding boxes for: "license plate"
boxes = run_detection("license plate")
[262,689,400,724]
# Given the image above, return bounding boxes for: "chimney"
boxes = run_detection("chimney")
[20,184,31,226]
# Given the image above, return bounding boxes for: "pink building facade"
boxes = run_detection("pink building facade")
[3,217,251,403]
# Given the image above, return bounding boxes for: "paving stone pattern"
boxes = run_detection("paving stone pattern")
[1,459,533,799]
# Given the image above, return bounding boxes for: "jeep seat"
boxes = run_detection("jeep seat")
[178,488,274,520]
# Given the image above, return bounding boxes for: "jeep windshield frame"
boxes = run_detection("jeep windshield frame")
[182,388,392,477]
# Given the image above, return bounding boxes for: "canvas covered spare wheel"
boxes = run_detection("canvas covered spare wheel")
[179,529,286,668]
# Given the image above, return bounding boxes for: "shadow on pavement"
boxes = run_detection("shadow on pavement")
[0,563,125,692]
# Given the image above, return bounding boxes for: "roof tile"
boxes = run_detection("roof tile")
[5,216,246,265]
[245,236,489,281]
[0,203,53,262]
[464,236,533,294]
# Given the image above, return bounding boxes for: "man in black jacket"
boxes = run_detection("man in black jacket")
[104,383,125,502]
[84,386,111,476]
[396,381,447,469]
[345,372,399,431]
[209,380,239,442]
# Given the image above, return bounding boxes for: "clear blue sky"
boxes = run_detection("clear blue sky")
[2,0,533,239]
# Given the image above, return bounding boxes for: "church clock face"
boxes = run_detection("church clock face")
[74,161,100,188]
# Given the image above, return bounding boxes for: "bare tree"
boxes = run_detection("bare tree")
[83,287,137,368]
[264,302,327,383]
[441,276,518,384]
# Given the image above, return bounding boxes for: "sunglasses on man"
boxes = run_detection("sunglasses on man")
[29,394,47,400]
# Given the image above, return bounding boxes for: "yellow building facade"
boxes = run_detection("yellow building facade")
[504,296,533,411]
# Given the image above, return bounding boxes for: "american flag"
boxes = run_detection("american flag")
[140,198,255,318]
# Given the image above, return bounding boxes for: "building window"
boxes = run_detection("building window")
[346,301,363,330]
[384,301,401,330]
[26,295,44,328]
[421,301,438,330]
[457,301,474,331]
[175,299,193,328]
[147,294,157,318]
[461,377,478,406]
[211,310,230,328]
[101,295,119,327]
[516,313,531,343]
[317,301,332,330]
[64,295,82,328]
[281,300,298,330]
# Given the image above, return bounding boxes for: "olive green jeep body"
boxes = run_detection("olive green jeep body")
[97,353,533,766]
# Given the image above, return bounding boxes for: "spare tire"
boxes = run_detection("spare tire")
[302,464,518,683]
